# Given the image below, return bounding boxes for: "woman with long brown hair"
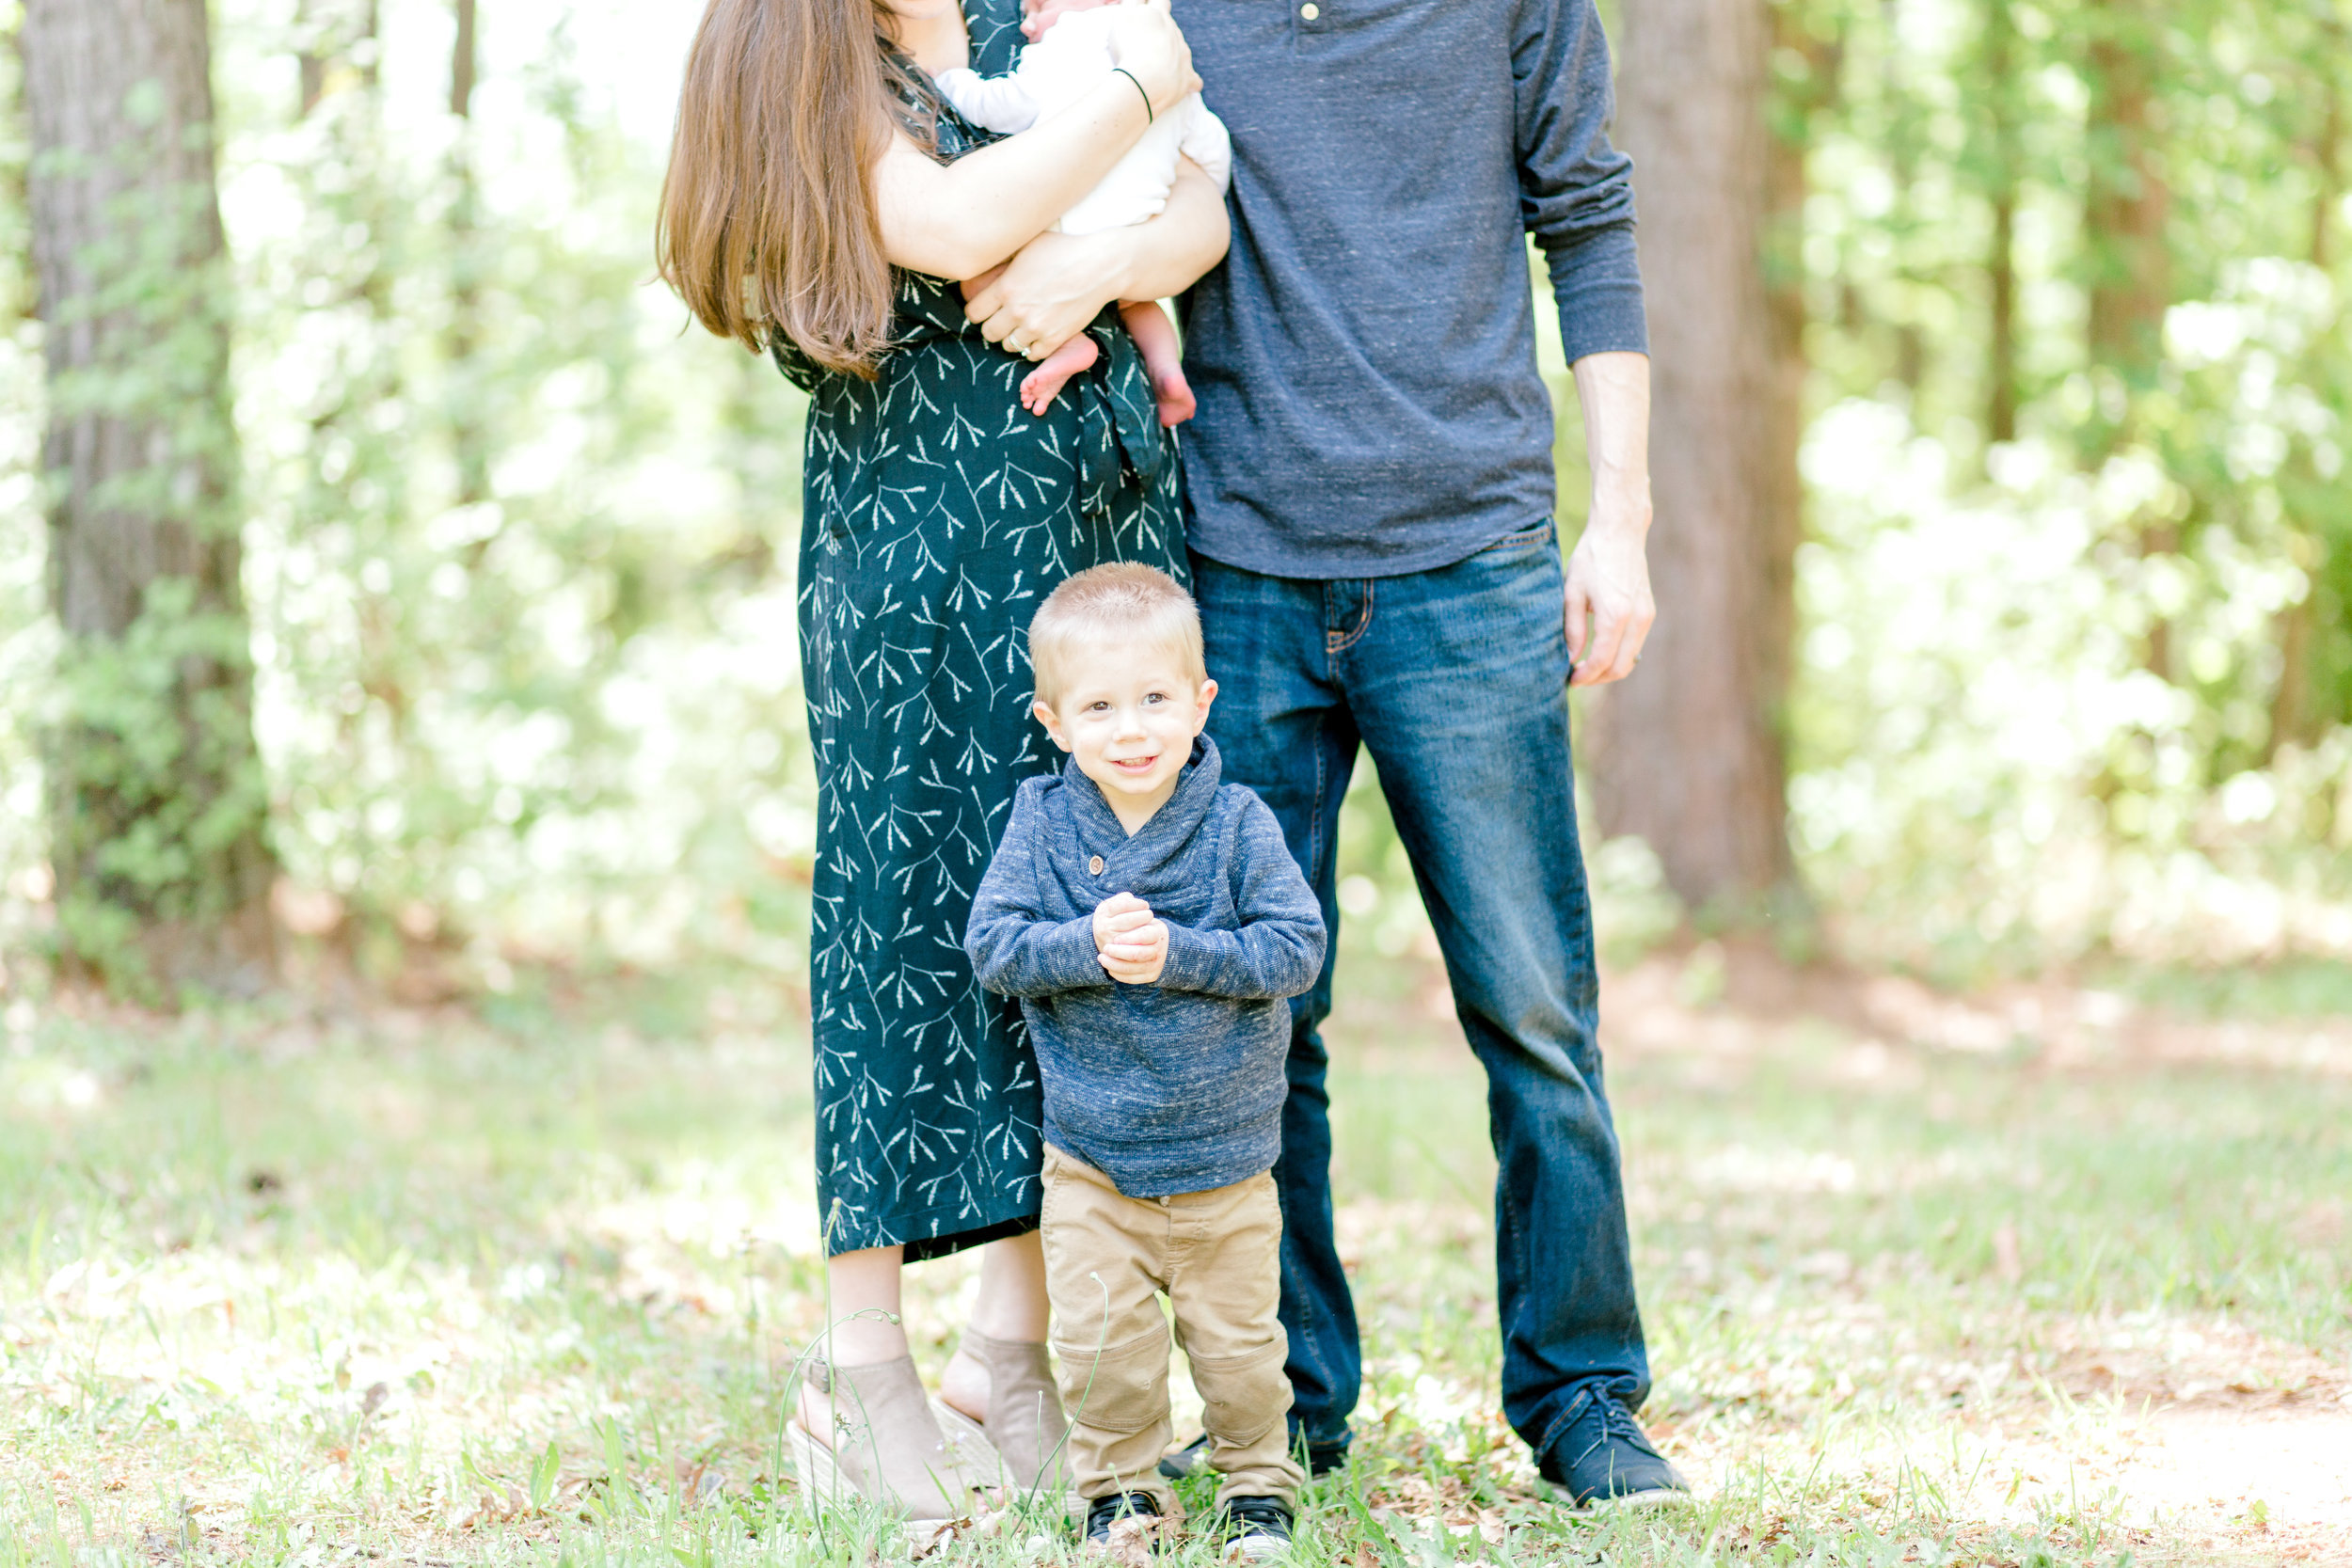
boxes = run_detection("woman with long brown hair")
[658,0,1227,1519]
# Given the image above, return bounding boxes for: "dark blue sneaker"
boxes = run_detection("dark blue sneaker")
[1155,1434,1208,1481]
[1537,1397,1690,1509]
[1159,1433,1347,1481]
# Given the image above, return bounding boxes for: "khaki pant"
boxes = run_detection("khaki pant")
[1041,1144,1303,1511]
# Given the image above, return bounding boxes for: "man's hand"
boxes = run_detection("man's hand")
[1565,351,1656,687]
[1564,507,1654,686]
[963,230,1136,362]
[1093,892,1168,984]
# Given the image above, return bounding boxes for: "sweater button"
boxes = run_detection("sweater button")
[1159,1196,1170,1206]
[1089,855,1104,876]
[1299,2,1318,16]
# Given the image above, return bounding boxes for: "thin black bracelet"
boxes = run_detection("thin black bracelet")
[1111,66,1154,124]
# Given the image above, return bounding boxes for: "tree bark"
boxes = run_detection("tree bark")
[295,0,379,119]
[2271,29,2345,756]
[452,0,479,118]
[2314,34,2342,271]
[449,0,491,506]
[23,0,276,991]
[1597,0,1802,917]
[1983,0,2020,444]
[2083,0,2168,454]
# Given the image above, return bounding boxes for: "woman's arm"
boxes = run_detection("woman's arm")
[874,0,1199,281]
[960,156,1232,356]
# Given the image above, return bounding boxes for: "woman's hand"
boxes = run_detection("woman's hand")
[962,158,1229,358]
[1101,0,1201,115]
[876,5,1190,282]
[962,234,1122,359]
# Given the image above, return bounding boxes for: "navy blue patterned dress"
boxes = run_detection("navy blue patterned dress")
[776,0,1189,1261]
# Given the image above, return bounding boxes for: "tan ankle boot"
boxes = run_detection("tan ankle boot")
[788,1355,976,1520]
[937,1328,1070,1492]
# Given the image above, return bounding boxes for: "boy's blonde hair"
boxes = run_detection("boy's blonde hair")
[1029,562,1206,706]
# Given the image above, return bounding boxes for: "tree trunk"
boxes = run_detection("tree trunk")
[2314,25,2342,270]
[2083,0,2168,455]
[23,0,276,992]
[294,0,379,119]
[2271,31,2345,757]
[449,0,491,506]
[1983,0,2020,444]
[1597,0,1802,918]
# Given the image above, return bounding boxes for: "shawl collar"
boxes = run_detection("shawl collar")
[1058,735,1222,883]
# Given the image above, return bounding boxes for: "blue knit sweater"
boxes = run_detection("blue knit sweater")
[964,736,1325,1197]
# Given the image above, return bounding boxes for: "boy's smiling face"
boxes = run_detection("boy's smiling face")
[1034,636,1217,834]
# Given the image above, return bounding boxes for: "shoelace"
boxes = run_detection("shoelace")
[1600,1398,1661,1455]
[1564,1392,1657,1466]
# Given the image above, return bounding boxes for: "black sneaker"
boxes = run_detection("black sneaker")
[1215,1496,1294,1560]
[1537,1396,1690,1509]
[1158,1434,1346,1481]
[1083,1492,1164,1551]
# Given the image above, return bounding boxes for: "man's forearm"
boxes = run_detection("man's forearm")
[1561,350,1656,684]
[1572,350,1652,536]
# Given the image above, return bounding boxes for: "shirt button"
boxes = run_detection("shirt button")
[1299,2,1319,16]
[1159,1196,1171,1206]
[1089,855,1104,876]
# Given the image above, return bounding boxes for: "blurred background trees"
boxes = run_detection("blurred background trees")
[1,0,2348,1001]
[24,0,273,993]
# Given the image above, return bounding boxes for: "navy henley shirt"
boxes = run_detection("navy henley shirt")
[1174,0,1647,578]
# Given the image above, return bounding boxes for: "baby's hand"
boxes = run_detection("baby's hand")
[1021,0,1096,43]
[1093,893,1168,985]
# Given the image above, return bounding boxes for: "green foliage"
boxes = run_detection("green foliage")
[26,41,273,993]
[215,0,811,977]
[49,580,270,949]
[0,978,2337,1558]
[1,0,2349,983]
[1772,0,2352,974]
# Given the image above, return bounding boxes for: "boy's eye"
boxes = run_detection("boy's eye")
[1143,692,1165,705]
[1086,701,1109,713]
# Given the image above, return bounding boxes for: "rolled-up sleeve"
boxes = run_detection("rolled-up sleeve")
[1515,0,1647,363]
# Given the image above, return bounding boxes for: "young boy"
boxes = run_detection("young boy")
[964,562,1325,1558]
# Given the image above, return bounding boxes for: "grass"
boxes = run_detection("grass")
[0,941,2344,1567]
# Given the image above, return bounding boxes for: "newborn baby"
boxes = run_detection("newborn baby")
[937,0,1232,427]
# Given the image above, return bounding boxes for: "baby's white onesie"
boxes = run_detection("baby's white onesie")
[934,8,1232,237]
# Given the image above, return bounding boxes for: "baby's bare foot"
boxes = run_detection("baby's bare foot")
[1022,369,1073,416]
[1152,366,1197,428]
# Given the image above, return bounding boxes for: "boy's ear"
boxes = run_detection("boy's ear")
[1192,677,1218,734]
[1033,698,1073,752]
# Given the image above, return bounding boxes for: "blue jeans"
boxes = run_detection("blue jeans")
[1191,524,1650,1467]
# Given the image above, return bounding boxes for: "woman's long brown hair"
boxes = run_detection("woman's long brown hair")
[657,0,926,378]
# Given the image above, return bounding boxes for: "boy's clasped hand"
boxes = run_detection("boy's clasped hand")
[1092,891,1168,983]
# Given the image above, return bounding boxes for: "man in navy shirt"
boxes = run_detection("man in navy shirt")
[970,0,1681,1510]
